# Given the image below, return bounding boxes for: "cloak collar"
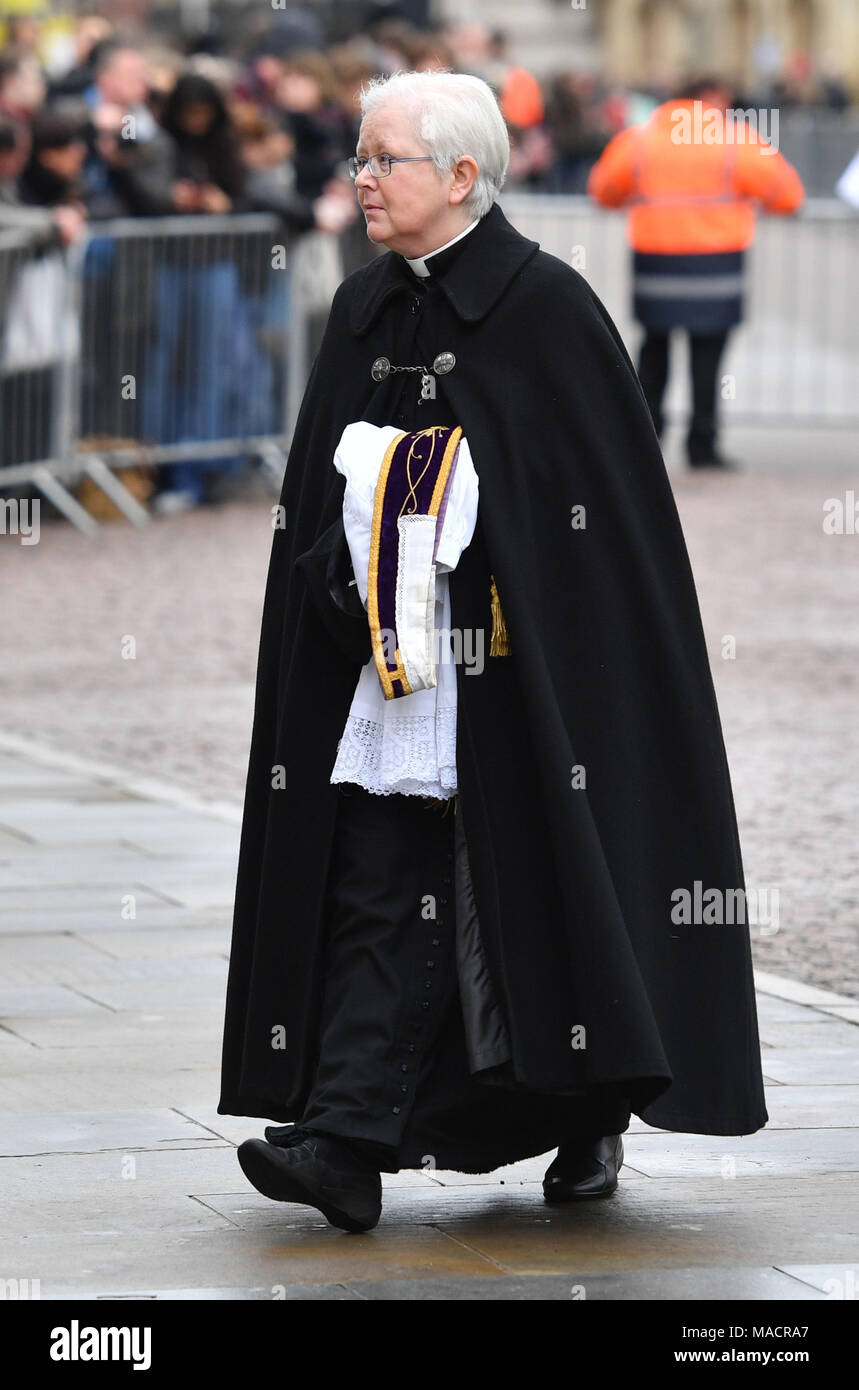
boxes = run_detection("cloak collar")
[348,201,540,336]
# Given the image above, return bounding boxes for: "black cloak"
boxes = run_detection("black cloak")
[218,202,767,1160]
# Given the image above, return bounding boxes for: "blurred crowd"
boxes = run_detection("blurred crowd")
[0,7,854,509]
[2,6,854,252]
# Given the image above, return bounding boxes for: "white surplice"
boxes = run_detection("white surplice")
[329,421,479,797]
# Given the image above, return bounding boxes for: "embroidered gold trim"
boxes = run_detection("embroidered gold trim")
[367,425,464,699]
[429,426,463,516]
[400,427,441,518]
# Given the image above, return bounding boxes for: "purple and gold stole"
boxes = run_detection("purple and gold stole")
[367,424,463,700]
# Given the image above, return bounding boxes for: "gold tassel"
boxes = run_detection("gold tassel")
[489,573,511,657]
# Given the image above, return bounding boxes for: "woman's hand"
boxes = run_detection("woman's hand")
[197,183,232,214]
[171,179,199,212]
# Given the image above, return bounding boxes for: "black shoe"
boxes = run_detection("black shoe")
[542,1134,624,1202]
[266,1123,394,1170]
[237,1132,382,1233]
[264,1122,313,1148]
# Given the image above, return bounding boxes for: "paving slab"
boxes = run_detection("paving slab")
[0,1108,218,1157]
[758,1085,859,1128]
[67,974,228,1012]
[0,761,117,795]
[756,973,858,1012]
[758,1018,859,1049]
[622,1128,859,1177]
[33,1269,832,1300]
[7,1172,853,1300]
[338,1267,828,1300]
[0,985,110,1017]
[0,943,227,988]
[427,1174,859,1274]
[0,1039,216,1080]
[0,1065,221,1114]
[119,828,241,856]
[823,1006,859,1023]
[1,1143,245,1191]
[87,1283,364,1300]
[0,734,855,1301]
[0,884,174,914]
[0,1028,36,1055]
[127,878,238,910]
[755,996,837,1025]
[0,855,175,889]
[1,1186,234,1238]
[0,907,205,935]
[775,1264,859,1298]
[752,1048,859,1086]
[0,934,116,983]
[74,926,230,959]
[1,1224,505,1299]
[0,1005,224,1049]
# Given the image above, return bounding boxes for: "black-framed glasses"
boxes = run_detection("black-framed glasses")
[347,153,434,180]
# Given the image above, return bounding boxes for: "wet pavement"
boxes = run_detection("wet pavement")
[0,421,857,1299]
[0,743,856,1299]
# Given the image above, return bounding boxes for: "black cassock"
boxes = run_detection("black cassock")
[291,232,630,1171]
[218,203,768,1171]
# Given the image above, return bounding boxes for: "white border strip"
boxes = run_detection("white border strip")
[0,730,242,827]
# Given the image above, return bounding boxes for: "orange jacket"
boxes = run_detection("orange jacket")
[587,99,804,254]
[500,66,545,129]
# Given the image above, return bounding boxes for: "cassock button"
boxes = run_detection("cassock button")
[424,981,432,989]
[400,1085,408,1093]
[433,351,455,375]
[426,961,435,968]
[422,1001,430,1009]
[408,1044,416,1053]
[432,938,440,947]
[392,1106,401,1114]
[401,1064,409,1072]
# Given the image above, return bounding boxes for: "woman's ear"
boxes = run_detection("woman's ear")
[450,155,479,205]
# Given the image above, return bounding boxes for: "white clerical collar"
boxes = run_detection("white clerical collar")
[404,217,480,278]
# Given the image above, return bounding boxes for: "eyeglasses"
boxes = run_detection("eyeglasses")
[347,154,434,180]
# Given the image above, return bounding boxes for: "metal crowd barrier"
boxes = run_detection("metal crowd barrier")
[0,213,353,531]
[501,194,859,430]
[777,110,859,200]
[1,199,856,532]
[0,224,75,507]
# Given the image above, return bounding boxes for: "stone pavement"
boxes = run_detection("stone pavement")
[2,425,858,996]
[0,741,856,1300]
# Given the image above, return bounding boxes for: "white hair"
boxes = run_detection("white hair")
[359,69,510,218]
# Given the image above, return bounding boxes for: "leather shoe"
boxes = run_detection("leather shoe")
[265,1123,391,1169]
[542,1134,624,1202]
[237,1132,382,1233]
[265,1122,314,1148]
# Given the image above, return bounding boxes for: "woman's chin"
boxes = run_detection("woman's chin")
[364,214,392,242]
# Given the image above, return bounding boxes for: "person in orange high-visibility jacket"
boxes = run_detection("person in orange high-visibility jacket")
[588,78,803,468]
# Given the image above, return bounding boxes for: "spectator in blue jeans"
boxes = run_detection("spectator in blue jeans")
[141,72,261,512]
